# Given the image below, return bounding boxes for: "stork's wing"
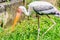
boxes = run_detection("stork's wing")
[33,5,54,12]
[28,1,56,14]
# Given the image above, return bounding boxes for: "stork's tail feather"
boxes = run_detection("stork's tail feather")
[55,11,60,17]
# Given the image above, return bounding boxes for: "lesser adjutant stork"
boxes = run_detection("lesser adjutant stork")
[11,1,60,38]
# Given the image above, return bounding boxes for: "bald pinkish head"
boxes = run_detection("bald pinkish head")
[17,8,22,14]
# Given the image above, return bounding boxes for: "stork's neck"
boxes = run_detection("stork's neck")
[22,7,30,16]
[19,6,31,16]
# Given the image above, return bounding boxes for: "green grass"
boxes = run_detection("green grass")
[0,15,60,40]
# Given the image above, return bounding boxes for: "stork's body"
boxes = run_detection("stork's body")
[11,1,60,39]
[19,1,59,16]
[28,1,57,14]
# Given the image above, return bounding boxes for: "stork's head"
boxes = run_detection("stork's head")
[18,6,30,16]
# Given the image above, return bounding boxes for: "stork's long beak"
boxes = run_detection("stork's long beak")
[11,8,22,32]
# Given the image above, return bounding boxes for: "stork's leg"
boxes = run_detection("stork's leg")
[27,16,30,20]
[37,14,40,40]
[36,13,38,17]
[42,15,56,37]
